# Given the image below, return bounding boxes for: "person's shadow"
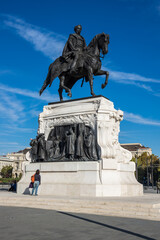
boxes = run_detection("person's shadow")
[23,187,31,195]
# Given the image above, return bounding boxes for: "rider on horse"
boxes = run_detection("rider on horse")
[62,25,87,73]
[39,27,109,101]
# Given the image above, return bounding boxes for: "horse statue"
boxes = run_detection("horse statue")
[39,33,110,101]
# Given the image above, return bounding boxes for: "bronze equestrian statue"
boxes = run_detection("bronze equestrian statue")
[39,25,110,101]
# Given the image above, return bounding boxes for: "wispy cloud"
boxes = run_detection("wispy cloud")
[0,84,59,135]
[0,123,35,133]
[124,112,160,126]
[0,83,59,102]
[102,68,160,95]
[111,77,154,92]
[109,69,160,84]
[0,84,59,137]
[2,14,66,59]
[0,91,25,122]
[0,142,19,145]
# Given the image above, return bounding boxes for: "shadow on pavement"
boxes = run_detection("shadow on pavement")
[23,187,30,195]
[0,188,9,191]
[58,211,156,240]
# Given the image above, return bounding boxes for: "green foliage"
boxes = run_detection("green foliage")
[0,177,21,183]
[132,153,160,185]
[132,153,160,168]
[0,165,13,178]
[19,173,22,179]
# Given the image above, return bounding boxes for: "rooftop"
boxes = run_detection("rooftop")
[121,143,150,152]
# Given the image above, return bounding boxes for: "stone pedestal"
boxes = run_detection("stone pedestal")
[17,96,143,196]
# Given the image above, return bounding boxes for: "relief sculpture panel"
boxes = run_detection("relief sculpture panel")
[30,123,100,162]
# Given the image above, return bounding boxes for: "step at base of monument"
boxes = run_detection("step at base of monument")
[0,196,160,221]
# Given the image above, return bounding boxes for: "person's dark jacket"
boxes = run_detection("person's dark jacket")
[34,174,41,184]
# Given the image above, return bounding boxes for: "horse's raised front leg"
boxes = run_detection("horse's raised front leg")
[86,66,95,97]
[59,75,72,98]
[94,70,109,89]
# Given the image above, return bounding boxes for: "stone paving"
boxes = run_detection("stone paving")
[0,205,159,240]
[0,188,160,239]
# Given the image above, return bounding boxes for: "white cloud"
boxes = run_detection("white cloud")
[108,69,160,83]
[0,84,59,130]
[0,83,59,102]
[153,92,160,97]
[0,91,25,122]
[0,84,60,137]
[0,103,18,121]
[0,123,35,133]
[124,112,160,126]
[111,78,154,92]
[2,15,66,60]
[101,68,160,94]
[1,91,24,112]
[0,142,19,145]
[29,109,41,117]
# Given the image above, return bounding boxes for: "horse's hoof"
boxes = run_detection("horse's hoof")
[101,84,105,89]
[68,92,72,98]
[91,93,96,97]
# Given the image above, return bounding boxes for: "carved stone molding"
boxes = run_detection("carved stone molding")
[109,110,123,122]
[37,96,131,164]
[39,114,96,134]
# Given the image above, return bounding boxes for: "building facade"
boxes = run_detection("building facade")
[7,148,30,178]
[0,148,30,178]
[121,143,152,158]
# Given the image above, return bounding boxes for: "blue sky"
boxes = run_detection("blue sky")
[0,0,160,157]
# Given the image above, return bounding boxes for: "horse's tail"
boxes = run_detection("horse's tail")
[39,58,62,96]
[39,65,52,96]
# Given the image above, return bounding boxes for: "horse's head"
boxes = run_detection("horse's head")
[98,33,110,55]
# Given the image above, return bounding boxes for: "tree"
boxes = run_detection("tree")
[131,153,160,185]
[1,165,13,178]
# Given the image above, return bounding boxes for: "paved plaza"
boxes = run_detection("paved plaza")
[0,205,159,240]
[0,188,160,240]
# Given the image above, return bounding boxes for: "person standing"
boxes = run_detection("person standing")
[32,169,41,196]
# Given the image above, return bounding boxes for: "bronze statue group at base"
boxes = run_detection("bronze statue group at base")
[30,123,100,162]
[39,25,110,101]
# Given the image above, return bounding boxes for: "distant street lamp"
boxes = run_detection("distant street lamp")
[146,156,149,188]
[151,155,154,188]
[135,153,138,181]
